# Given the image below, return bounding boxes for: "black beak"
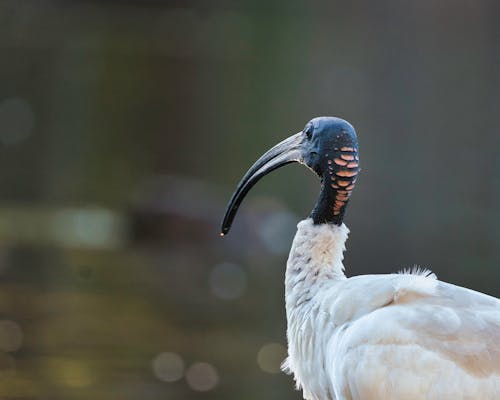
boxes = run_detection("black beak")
[220,132,303,235]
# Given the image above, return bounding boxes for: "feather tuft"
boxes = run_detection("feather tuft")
[398,265,437,279]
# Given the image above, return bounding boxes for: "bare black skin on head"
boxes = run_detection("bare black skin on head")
[220,117,359,235]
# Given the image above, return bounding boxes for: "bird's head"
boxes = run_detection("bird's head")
[221,117,359,235]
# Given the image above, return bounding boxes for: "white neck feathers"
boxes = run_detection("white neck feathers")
[283,219,350,398]
[285,219,349,307]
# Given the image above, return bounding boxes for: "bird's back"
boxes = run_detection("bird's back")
[326,273,500,400]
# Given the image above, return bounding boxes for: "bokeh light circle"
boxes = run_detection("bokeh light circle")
[185,362,219,391]
[257,342,287,374]
[258,211,297,254]
[209,262,247,300]
[152,352,185,383]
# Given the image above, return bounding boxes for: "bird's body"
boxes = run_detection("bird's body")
[221,117,500,399]
[283,219,500,400]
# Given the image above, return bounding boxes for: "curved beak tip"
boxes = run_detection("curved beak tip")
[220,131,303,236]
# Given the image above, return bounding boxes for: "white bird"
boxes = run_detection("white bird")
[221,117,500,400]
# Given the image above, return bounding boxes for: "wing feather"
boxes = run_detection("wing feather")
[323,273,500,399]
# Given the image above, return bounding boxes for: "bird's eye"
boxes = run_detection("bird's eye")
[304,125,313,140]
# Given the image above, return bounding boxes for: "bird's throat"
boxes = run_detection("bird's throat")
[310,182,340,225]
[310,178,353,226]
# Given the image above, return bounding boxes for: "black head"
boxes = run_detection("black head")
[301,117,358,177]
[220,117,359,235]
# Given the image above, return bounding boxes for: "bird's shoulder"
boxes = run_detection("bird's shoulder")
[319,269,440,326]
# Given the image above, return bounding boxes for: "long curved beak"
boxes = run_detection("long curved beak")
[220,132,303,235]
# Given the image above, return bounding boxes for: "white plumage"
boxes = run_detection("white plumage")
[220,116,500,399]
[282,219,500,400]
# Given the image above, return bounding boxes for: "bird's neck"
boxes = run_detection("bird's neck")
[285,219,348,309]
[309,179,349,226]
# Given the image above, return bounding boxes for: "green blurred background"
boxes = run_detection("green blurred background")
[0,1,499,399]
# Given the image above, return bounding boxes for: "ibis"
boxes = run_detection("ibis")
[221,117,500,400]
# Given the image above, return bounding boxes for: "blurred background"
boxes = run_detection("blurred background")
[0,0,499,398]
